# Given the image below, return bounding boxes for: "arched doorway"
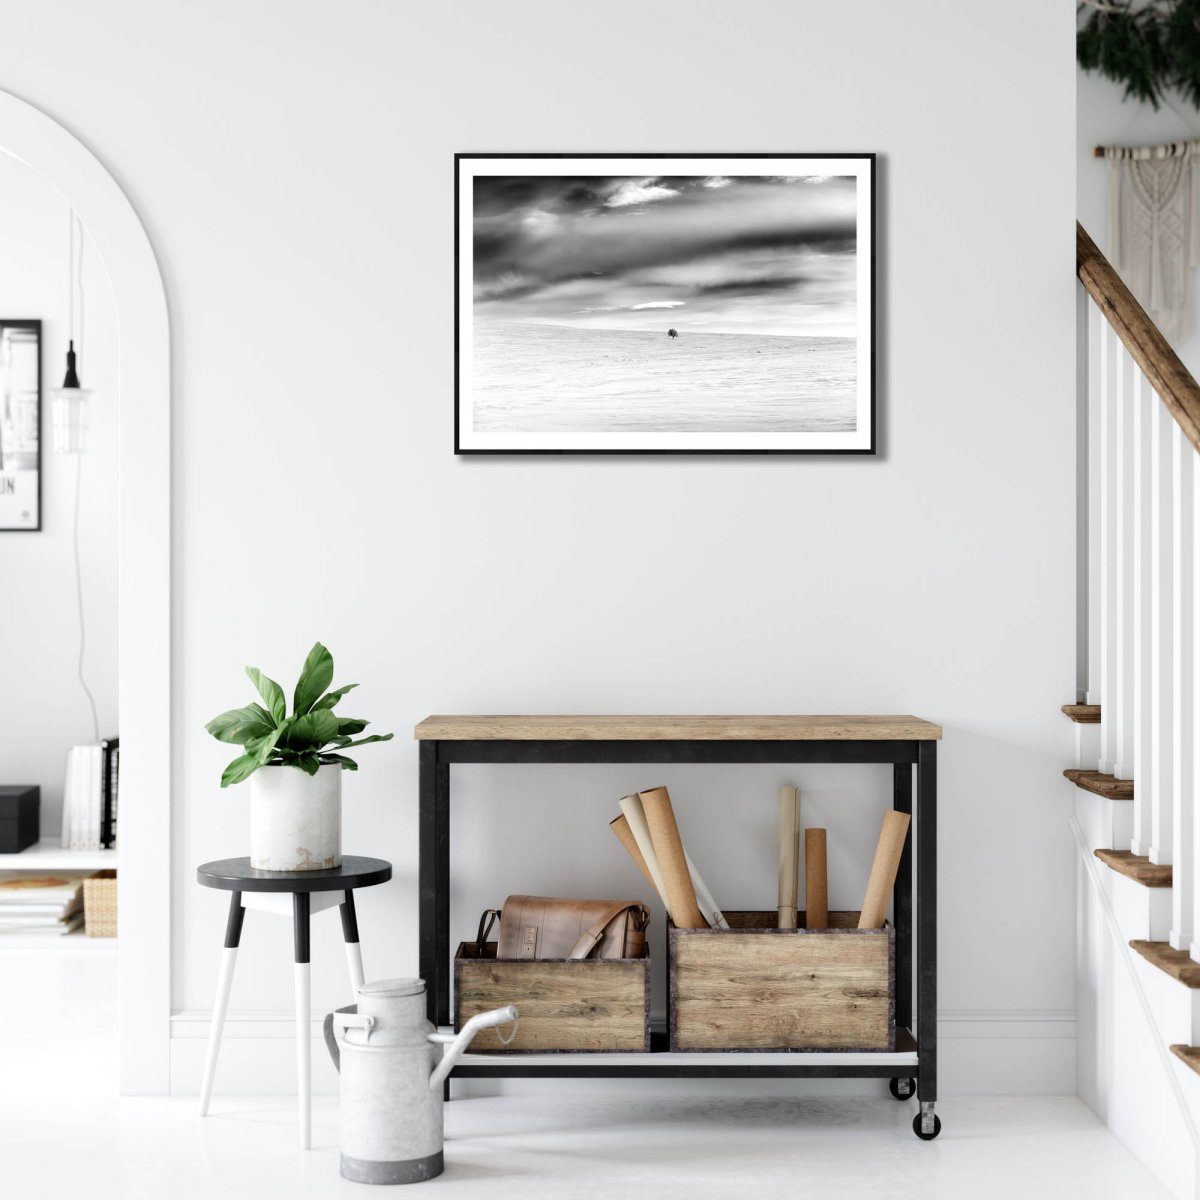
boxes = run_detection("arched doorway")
[0,89,170,1094]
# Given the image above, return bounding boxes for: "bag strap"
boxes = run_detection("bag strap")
[475,908,501,948]
[566,902,649,960]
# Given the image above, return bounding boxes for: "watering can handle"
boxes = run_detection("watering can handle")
[323,1012,340,1073]
[324,1005,374,1071]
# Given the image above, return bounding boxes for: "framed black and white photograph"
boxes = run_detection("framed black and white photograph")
[0,319,42,528]
[455,155,874,455]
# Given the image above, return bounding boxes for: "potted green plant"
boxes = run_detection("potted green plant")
[205,642,393,871]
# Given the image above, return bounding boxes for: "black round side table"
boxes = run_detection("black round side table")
[196,856,391,1149]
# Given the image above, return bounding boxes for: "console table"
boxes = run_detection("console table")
[414,714,942,1139]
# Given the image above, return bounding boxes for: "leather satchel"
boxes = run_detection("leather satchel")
[476,895,649,961]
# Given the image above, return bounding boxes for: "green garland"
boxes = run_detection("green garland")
[1078,1,1200,109]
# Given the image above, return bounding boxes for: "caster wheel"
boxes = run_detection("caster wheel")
[913,1112,942,1141]
[889,1077,915,1101]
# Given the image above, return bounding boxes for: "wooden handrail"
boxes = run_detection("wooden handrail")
[1077,221,1200,454]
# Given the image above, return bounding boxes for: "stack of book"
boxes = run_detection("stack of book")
[60,738,119,851]
[0,872,87,936]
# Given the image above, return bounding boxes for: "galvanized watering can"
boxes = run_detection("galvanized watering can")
[324,977,517,1184]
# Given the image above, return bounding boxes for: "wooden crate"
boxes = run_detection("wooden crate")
[83,870,117,938]
[669,910,894,1052]
[454,941,650,1053]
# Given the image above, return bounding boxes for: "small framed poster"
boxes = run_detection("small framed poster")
[455,154,874,455]
[0,320,42,529]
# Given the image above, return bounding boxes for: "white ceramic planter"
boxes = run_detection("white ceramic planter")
[250,762,342,871]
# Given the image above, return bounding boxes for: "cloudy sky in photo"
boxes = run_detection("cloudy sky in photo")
[471,173,858,337]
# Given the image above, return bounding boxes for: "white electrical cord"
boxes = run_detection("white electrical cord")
[72,451,99,745]
[66,207,99,744]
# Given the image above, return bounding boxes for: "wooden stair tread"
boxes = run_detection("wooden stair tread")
[1062,704,1101,724]
[1094,849,1173,887]
[1170,1045,1200,1076]
[1063,769,1134,799]
[1130,941,1200,987]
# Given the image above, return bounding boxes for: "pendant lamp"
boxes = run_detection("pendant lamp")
[52,339,91,454]
[51,212,93,454]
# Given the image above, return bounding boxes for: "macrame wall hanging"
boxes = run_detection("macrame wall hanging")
[1101,141,1200,343]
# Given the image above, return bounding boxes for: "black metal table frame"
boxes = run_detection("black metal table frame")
[418,738,936,1123]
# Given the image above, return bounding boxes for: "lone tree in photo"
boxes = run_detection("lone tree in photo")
[668,328,678,339]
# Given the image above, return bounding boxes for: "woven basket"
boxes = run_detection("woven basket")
[83,870,117,938]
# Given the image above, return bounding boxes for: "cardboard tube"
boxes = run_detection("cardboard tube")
[858,810,911,928]
[805,828,828,929]
[683,849,730,930]
[778,786,799,928]
[610,813,661,899]
[639,786,707,929]
[617,795,671,913]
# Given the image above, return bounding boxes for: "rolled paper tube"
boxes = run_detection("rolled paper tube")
[609,813,662,900]
[683,849,730,930]
[858,810,912,929]
[778,786,799,929]
[805,828,828,929]
[639,786,708,929]
[617,795,671,914]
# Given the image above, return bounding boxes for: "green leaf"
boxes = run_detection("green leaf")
[312,683,358,712]
[252,725,285,765]
[293,752,321,776]
[281,708,340,752]
[335,733,394,751]
[336,717,369,737]
[293,642,335,716]
[206,703,275,746]
[246,666,286,724]
[220,752,261,787]
[319,753,359,771]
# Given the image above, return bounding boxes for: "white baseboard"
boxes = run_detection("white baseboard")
[170,1008,1077,1098]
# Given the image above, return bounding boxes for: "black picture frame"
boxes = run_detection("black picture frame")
[455,154,875,456]
[0,319,43,529]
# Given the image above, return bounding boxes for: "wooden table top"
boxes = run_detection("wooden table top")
[413,715,942,742]
[196,856,392,892]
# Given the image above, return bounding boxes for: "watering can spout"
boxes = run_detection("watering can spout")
[428,1006,518,1090]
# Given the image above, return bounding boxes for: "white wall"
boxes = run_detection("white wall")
[1078,69,1200,373]
[0,0,1076,1094]
[0,152,117,836]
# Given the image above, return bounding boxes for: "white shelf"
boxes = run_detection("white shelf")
[0,837,117,871]
[0,930,116,950]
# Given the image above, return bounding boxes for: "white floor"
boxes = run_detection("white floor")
[0,1092,1171,1200]
[0,952,1173,1199]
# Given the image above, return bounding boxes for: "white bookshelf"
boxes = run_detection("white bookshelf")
[0,840,118,948]
[0,837,117,871]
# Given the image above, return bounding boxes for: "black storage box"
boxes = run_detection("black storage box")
[0,786,39,853]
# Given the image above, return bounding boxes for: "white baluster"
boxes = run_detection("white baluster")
[1114,347,1136,780]
[1098,320,1119,774]
[1087,300,1103,710]
[1130,369,1154,854]
[1167,424,1193,953]
[1191,441,1200,964]
[1148,398,1175,861]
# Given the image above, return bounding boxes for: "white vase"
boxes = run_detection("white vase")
[249,762,342,871]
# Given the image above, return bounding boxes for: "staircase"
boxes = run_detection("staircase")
[1073,224,1200,1199]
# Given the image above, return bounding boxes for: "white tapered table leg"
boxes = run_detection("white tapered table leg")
[199,948,238,1115]
[293,891,311,1150]
[340,890,365,995]
[295,961,311,1149]
[345,941,365,992]
[199,892,244,1116]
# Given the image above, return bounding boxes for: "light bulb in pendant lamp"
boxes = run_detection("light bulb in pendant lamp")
[51,340,93,454]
